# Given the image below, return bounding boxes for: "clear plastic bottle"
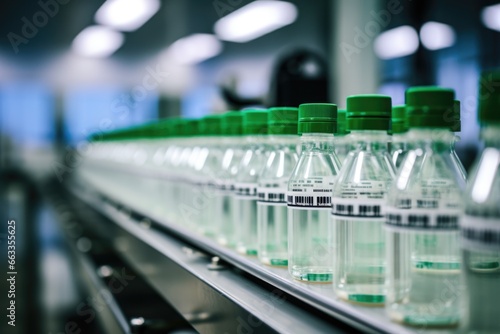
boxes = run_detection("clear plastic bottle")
[389,105,408,169]
[233,110,269,255]
[257,107,299,266]
[288,103,341,282]
[189,115,224,237]
[334,109,350,163]
[332,95,395,305]
[461,71,500,334]
[161,118,185,224]
[385,87,466,327]
[215,112,244,247]
[173,119,197,230]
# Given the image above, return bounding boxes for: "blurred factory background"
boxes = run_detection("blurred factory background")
[1,0,500,333]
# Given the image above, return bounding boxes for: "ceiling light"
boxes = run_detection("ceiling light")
[214,0,298,43]
[166,34,222,65]
[374,25,419,60]
[95,0,161,32]
[482,4,500,31]
[420,21,456,50]
[72,25,124,58]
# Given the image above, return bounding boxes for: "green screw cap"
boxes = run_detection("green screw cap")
[222,111,243,135]
[405,86,456,129]
[168,118,183,137]
[479,71,500,125]
[346,94,391,131]
[199,115,222,136]
[450,100,461,132]
[336,109,348,135]
[184,119,200,137]
[243,109,268,135]
[268,107,298,135]
[298,103,337,134]
[391,105,407,134]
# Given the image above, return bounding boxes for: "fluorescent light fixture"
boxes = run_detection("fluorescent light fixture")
[95,0,161,32]
[214,0,298,43]
[482,4,500,31]
[167,34,222,65]
[420,21,456,50]
[72,25,124,58]
[374,25,419,60]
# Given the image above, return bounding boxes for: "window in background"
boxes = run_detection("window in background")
[0,82,55,147]
[64,87,158,145]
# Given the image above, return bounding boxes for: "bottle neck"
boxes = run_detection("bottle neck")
[348,130,390,151]
[300,133,334,152]
[481,124,500,147]
[406,128,456,152]
[269,134,299,148]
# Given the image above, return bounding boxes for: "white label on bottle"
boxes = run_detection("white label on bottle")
[257,186,287,203]
[287,176,334,208]
[385,207,461,230]
[461,215,500,251]
[331,197,385,218]
[336,181,386,200]
[234,182,257,199]
[214,180,234,193]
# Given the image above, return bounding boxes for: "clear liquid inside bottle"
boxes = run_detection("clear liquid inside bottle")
[233,135,268,255]
[215,139,244,247]
[385,129,466,327]
[461,125,500,333]
[332,131,395,305]
[288,133,341,282]
[257,136,299,266]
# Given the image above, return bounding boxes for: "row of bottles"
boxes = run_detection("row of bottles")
[79,77,499,332]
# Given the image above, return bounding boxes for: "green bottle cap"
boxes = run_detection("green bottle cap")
[449,100,461,132]
[168,118,182,137]
[222,111,244,135]
[268,107,298,135]
[243,109,268,135]
[154,119,172,138]
[391,105,407,134]
[405,86,456,129]
[199,115,222,136]
[346,94,391,131]
[298,103,337,134]
[184,119,200,137]
[336,109,348,135]
[478,71,500,125]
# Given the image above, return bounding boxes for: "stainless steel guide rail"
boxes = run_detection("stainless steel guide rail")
[69,181,457,334]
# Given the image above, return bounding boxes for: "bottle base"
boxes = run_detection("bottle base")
[237,245,258,256]
[290,266,333,283]
[336,289,385,306]
[260,256,288,267]
[387,305,460,328]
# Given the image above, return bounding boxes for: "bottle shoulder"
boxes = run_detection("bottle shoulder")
[333,150,395,191]
[258,149,299,183]
[288,151,341,181]
[388,148,467,205]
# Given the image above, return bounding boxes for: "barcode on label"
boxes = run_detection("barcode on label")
[258,191,286,203]
[386,211,459,229]
[332,204,382,217]
[460,216,500,250]
[287,194,331,208]
[462,228,500,245]
[398,199,411,209]
[216,184,234,191]
[334,204,353,215]
[417,199,438,209]
[234,184,257,197]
